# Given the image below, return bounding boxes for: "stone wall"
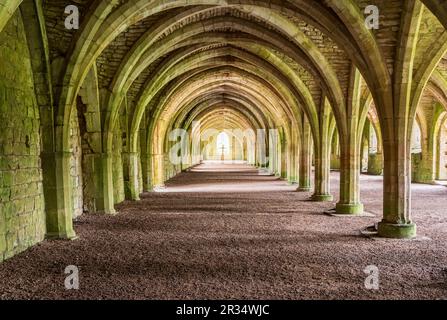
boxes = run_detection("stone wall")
[0,12,46,261]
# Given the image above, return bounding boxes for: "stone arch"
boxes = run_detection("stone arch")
[18,0,69,237]
[0,0,22,34]
[145,68,296,187]
[55,0,367,157]
[102,28,322,153]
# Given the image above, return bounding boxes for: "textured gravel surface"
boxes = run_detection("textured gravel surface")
[1,163,447,300]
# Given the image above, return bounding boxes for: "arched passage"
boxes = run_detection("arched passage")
[2,0,447,299]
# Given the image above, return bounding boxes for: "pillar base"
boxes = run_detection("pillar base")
[335,203,364,215]
[412,178,435,185]
[296,187,311,192]
[377,221,417,239]
[46,231,78,240]
[311,194,333,201]
[99,209,117,215]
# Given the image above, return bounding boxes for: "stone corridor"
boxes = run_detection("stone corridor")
[3,0,447,300]
[0,164,446,300]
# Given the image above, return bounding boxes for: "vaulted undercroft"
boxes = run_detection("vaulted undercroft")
[1,0,447,264]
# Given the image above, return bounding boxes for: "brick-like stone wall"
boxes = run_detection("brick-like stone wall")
[43,0,94,61]
[0,12,46,261]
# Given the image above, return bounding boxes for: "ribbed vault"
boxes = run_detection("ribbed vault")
[3,0,447,264]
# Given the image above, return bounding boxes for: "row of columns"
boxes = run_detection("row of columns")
[45,80,413,242]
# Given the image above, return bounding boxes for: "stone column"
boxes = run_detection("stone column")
[152,153,166,189]
[247,136,256,166]
[268,130,276,174]
[44,151,77,239]
[98,152,116,214]
[140,152,152,191]
[231,137,237,162]
[256,129,268,168]
[273,131,282,178]
[336,67,364,214]
[330,131,341,170]
[378,139,416,238]
[281,134,288,179]
[76,65,116,214]
[297,119,312,192]
[376,0,418,238]
[123,152,141,200]
[287,136,299,185]
[311,101,333,201]
[336,135,364,214]
[368,153,383,175]
[368,121,383,175]
[312,146,333,201]
[412,150,435,184]
[140,124,152,192]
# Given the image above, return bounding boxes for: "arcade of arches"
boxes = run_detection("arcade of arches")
[1,0,447,299]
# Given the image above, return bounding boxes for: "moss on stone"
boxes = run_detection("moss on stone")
[0,11,46,261]
[368,153,383,175]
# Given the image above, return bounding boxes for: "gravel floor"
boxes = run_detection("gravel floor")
[1,163,447,300]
